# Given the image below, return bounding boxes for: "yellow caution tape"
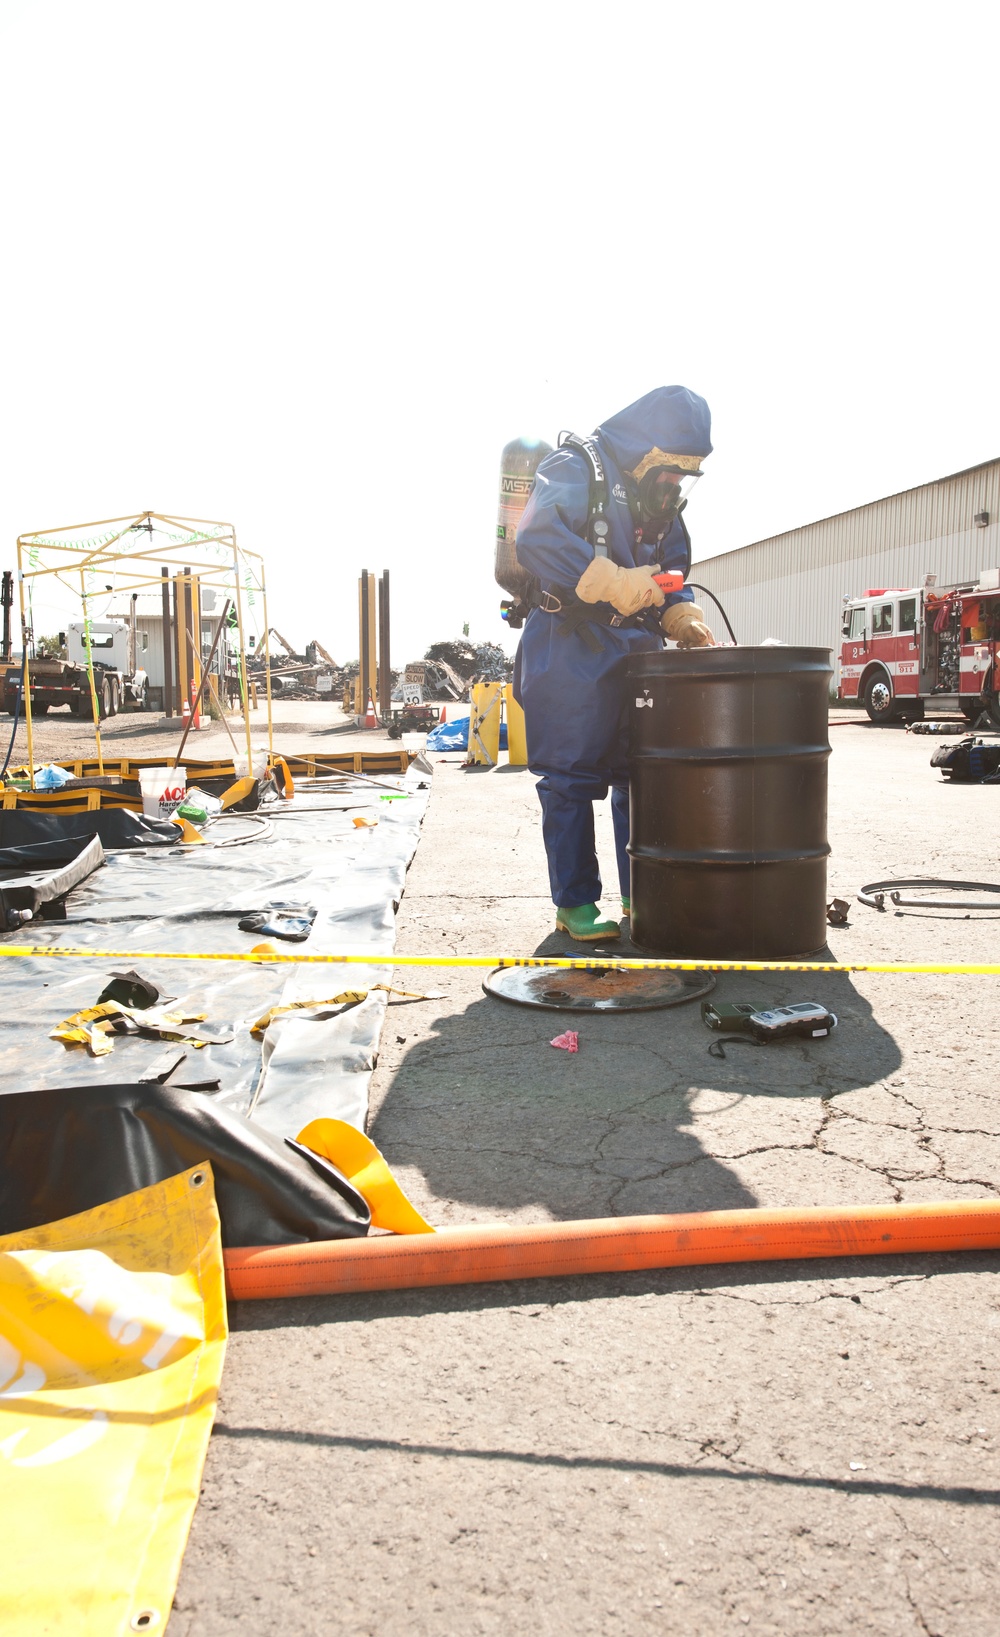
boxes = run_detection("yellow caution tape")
[51,1001,210,1057]
[0,945,998,975]
[250,990,369,1036]
[250,984,440,1036]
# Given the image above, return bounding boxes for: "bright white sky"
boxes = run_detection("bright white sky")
[1,0,997,662]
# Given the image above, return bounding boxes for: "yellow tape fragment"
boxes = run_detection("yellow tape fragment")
[51,1002,210,1057]
[251,990,370,1036]
[250,983,439,1036]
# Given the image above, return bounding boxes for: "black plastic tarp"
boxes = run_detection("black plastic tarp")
[0,833,104,930]
[0,808,179,848]
[0,1082,370,1246]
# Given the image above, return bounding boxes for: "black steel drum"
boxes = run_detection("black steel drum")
[628,647,832,958]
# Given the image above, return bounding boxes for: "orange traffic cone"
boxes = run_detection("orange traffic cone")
[364,694,378,730]
[181,701,191,727]
[439,705,447,725]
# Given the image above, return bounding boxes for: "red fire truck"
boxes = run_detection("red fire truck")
[839,573,1000,724]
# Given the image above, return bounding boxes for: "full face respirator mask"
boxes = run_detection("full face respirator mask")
[633,463,702,527]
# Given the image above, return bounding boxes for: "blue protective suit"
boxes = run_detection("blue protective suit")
[512,385,712,909]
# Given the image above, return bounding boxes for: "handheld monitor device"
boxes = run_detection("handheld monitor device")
[701,1000,838,1042]
[746,1003,837,1041]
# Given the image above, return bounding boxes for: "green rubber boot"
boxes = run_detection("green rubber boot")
[621,897,630,918]
[555,903,622,942]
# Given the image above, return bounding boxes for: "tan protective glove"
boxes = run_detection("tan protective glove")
[660,602,716,648]
[575,556,666,617]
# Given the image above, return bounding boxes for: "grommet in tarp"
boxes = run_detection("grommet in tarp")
[189,1170,206,1189]
[130,1607,161,1630]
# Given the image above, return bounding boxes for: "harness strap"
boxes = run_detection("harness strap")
[558,431,611,556]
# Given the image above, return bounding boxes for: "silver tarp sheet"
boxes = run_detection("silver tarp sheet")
[0,761,431,1134]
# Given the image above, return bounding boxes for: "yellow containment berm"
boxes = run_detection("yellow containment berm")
[0,1165,227,1637]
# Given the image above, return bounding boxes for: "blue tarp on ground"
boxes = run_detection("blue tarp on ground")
[425,716,508,752]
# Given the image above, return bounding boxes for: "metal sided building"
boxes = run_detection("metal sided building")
[690,458,1000,667]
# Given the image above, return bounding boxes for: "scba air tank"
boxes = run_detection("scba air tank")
[494,437,553,603]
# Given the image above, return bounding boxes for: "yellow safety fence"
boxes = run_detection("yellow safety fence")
[0,1165,227,1636]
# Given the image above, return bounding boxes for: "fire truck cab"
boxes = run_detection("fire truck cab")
[839,573,1000,724]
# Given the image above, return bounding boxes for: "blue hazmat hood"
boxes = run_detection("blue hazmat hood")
[596,385,713,474]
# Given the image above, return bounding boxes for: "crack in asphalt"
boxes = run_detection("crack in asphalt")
[691,1275,929,1310]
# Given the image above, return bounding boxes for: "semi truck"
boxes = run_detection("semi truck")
[839,570,1000,724]
[3,619,149,718]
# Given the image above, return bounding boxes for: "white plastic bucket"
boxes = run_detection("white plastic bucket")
[233,752,268,781]
[139,766,187,821]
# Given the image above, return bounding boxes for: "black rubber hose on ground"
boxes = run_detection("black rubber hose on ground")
[0,652,27,781]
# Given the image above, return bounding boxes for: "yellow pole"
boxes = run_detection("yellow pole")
[16,546,35,790]
[79,571,105,776]
[174,572,189,719]
[261,575,274,763]
[187,616,203,729]
[231,540,254,773]
[355,576,363,717]
[191,571,202,721]
[366,571,377,712]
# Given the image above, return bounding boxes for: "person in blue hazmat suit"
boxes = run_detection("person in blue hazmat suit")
[512,385,714,941]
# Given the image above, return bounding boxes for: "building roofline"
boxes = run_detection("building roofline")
[693,454,1000,570]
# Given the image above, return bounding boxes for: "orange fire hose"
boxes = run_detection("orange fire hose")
[224,1200,1000,1301]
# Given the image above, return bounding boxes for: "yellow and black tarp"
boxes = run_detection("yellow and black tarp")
[0,1164,228,1636]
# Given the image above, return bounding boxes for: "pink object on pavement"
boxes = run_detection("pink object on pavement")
[550,1030,579,1053]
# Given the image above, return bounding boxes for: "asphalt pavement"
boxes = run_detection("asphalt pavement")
[170,712,1000,1636]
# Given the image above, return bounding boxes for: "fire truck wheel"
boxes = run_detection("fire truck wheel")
[863,670,898,723]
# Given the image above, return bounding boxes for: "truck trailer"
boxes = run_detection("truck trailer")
[3,619,149,718]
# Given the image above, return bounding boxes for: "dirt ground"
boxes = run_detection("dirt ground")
[0,696,374,766]
[159,707,999,1635]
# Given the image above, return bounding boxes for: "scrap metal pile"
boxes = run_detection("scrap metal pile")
[398,639,513,705]
[247,630,365,701]
[250,633,511,707]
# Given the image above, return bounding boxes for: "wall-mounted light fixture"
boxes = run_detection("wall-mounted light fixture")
[974,510,990,528]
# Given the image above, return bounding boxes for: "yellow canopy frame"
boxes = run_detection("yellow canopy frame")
[14,512,274,788]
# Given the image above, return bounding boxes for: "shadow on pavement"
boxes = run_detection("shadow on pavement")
[208,1414,1000,1507]
[368,926,902,1223]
